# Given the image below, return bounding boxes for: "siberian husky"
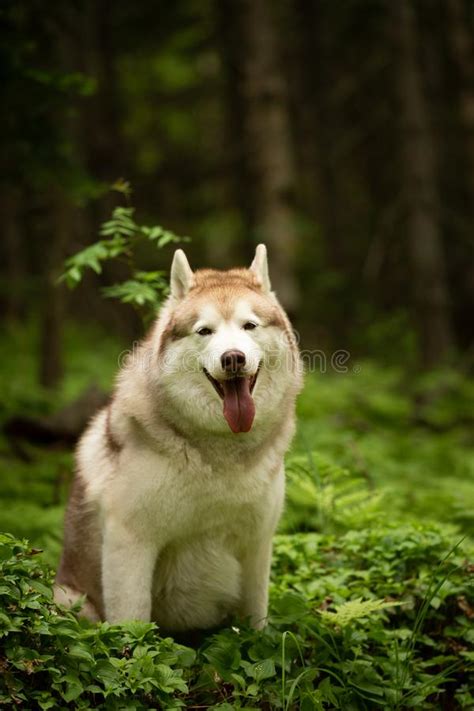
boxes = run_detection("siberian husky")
[55,245,302,631]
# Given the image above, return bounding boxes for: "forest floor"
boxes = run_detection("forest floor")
[0,321,473,709]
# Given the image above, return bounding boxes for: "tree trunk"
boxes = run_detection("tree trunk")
[294,0,344,263]
[39,186,71,389]
[446,0,474,347]
[38,13,78,388]
[290,0,354,346]
[393,0,454,366]
[216,0,255,265]
[447,0,474,200]
[80,0,124,217]
[236,0,299,311]
[0,187,24,321]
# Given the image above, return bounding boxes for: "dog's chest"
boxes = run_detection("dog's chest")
[130,444,274,540]
[179,469,261,531]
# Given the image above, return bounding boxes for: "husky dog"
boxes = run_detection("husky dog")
[55,245,302,631]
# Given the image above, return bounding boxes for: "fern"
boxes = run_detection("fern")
[285,451,384,534]
[319,597,400,626]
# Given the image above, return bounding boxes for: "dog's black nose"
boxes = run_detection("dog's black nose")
[221,349,246,373]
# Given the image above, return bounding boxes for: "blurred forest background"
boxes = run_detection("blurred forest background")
[1,0,473,376]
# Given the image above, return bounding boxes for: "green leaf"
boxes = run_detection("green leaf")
[242,658,276,682]
[319,597,401,626]
[102,280,161,307]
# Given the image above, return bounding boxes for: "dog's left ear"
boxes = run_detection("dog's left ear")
[250,244,271,293]
[170,249,194,299]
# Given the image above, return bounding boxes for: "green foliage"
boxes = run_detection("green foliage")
[0,321,119,567]
[284,451,384,534]
[0,525,472,709]
[61,199,189,320]
[0,534,195,709]
[293,362,474,534]
[102,273,169,309]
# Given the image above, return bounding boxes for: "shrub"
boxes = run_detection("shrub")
[1,524,472,710]
[0,534,195,710]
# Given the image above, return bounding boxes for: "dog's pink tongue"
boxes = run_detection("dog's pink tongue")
[222,377,255,433]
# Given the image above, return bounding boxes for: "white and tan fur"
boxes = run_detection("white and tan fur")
[55,245,302,631]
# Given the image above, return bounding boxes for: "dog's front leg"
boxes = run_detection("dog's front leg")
[239,535,274,630]
[102,517,158,623]
[239,474,285,629]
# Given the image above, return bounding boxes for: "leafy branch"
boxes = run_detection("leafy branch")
[61,186,189,323]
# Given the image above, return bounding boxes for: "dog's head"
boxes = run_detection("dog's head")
[152,245,301,435]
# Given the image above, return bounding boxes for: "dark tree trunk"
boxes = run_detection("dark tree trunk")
[80,0,124,217]
[39,186,71,389]
[447,0,474,200]
[234,0,299,311]
[446,0,474,347]
[38,12,78,388]
[294,0,344,264]
[0,187,24,321]
[289,0,353,345]
[216,0,255,264]
[394,0,454,366]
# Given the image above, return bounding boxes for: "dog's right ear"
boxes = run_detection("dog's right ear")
[170,249,194,300]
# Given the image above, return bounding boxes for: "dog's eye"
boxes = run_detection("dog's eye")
[243,322,257,331]
[197,327,213,336]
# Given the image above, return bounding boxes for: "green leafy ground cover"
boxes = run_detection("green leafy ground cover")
[0,322,473,708]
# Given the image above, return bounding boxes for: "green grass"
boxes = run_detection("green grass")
[0,323,473,708]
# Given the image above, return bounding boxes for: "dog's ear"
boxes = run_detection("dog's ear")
[250,244,271,293]
[170,249,194,299]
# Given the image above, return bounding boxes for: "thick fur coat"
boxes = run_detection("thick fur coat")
[55,245,302,631]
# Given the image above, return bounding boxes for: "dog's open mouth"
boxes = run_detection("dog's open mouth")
[204,367,260,434]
